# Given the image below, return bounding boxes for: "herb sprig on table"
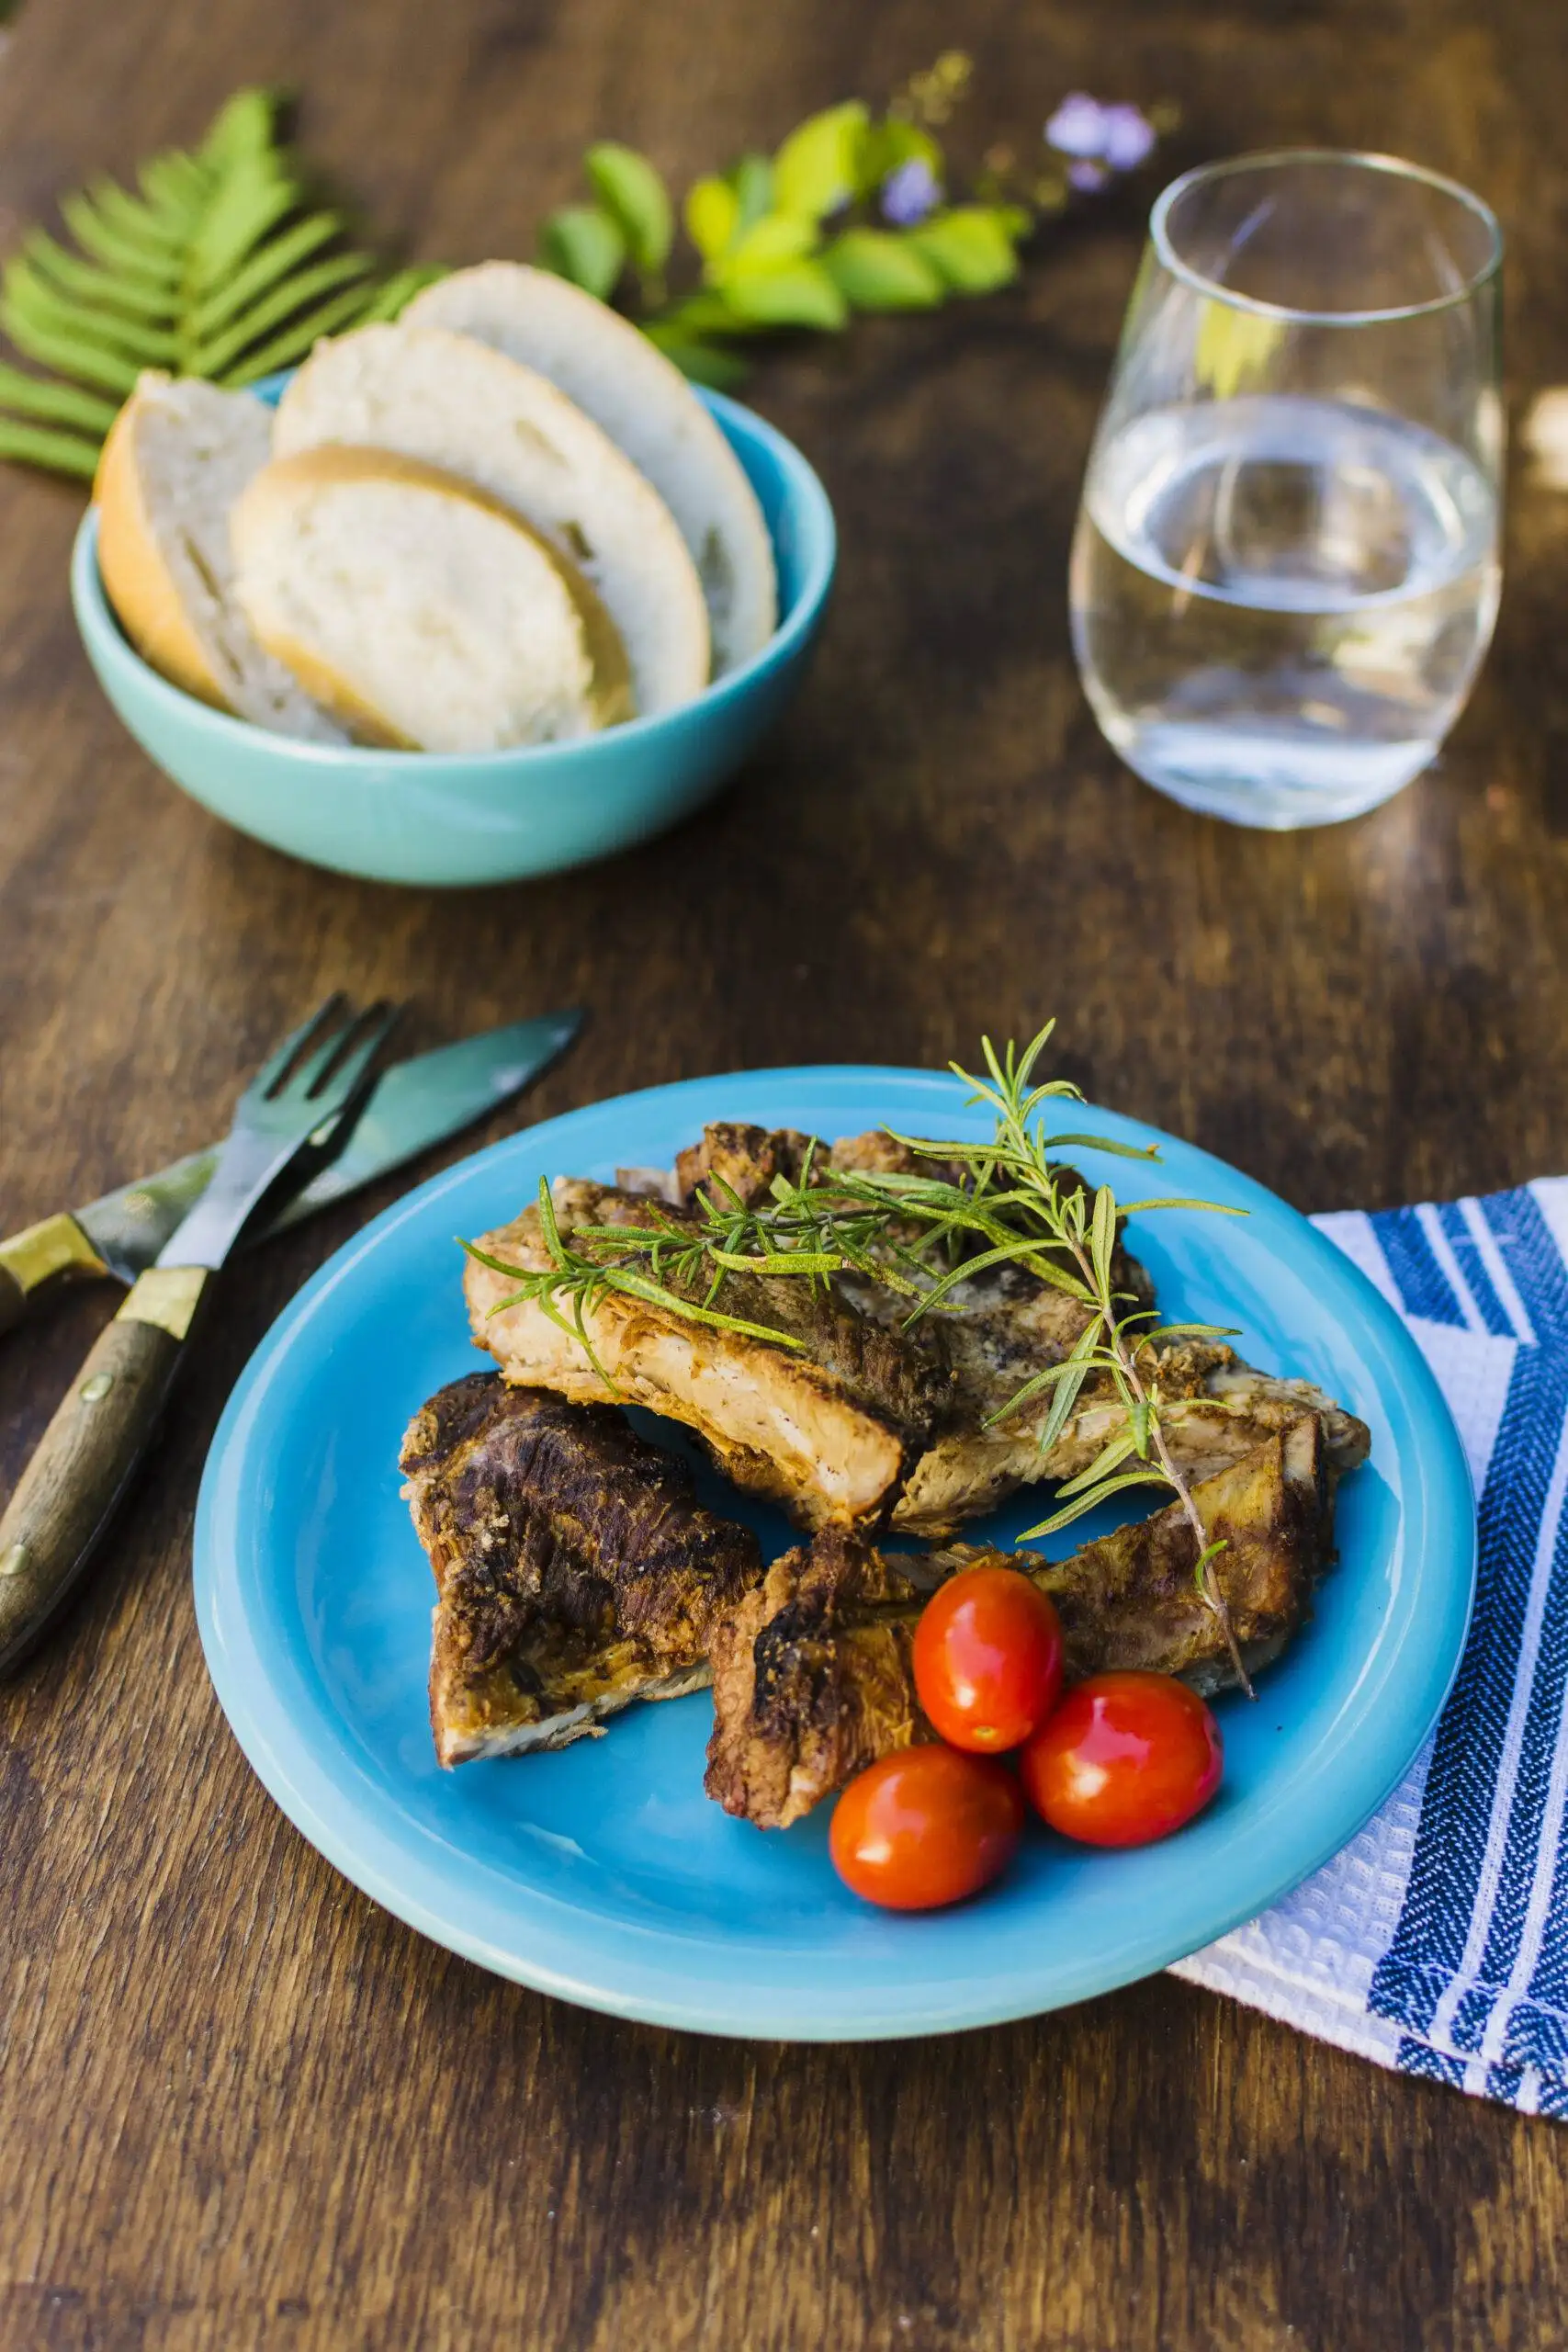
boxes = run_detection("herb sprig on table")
[539,61,1173,389]
[0,64,1170,478]
[464,1024,1254,1690]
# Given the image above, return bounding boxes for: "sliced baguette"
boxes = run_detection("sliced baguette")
[230,446,633,752]
[273,323,710,714]
[406,263,777,673]
[94,371,344,741]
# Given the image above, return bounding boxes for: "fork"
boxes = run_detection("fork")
[0,994,402,1674]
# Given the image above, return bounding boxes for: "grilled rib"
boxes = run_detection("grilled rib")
[705,1416,1333,1828]
[650,1125,1371,1532]
[892,1321,1369,1534]
[482,1125,1371,1539]
[465,1180,956,1530]
[400,1374,763,1765]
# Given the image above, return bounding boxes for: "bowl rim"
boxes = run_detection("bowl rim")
[72,384,837,773]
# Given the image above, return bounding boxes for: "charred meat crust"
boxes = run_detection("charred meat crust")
[401,1374,763,1765]
[705,1418,1333,1826]
[704,1530,943,1828]
[672,1121,816,1208]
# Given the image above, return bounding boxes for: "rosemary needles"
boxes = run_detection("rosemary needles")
[462,1023,1256,1691]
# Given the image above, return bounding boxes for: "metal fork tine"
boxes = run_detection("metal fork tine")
[247,994,348,1102]
[285,1003,367,1102]
[304,1000,405,1114]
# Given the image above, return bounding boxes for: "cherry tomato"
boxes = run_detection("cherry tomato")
[1020,1671,1223,1848]
[829,1745,1026,1911]
[912,1566,1065,1752]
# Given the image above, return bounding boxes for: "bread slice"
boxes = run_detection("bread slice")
[273,323,710,714]
[94,372,344,741]
[231,447,634,752]
[406,263,777,673]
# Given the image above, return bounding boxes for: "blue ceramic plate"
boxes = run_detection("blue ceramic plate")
[195,1069,1475,2041]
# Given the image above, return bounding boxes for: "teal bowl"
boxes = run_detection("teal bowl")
[71,383,836,887]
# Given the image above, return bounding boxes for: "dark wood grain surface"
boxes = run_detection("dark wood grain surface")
[2,1,1566,2346]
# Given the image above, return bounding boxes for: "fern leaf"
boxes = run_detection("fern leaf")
[0,361,118,432]
[355,265,447,326]
[85,175,186,256]
[192,161,301,291]
[0,418,102,478]
[0,85,441,480]
[187,210,344,339]
[219,279,387,386]
[138,153,209,220]
[201,86,280,170]
[193,251,375,377]
[58,190,178,281]
[0,301,141,396]
[23,231,174,323]
[5,257,178,366]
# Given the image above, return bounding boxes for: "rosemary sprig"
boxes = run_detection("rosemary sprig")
[461,1023,1256,1692]
[938,1037,1255,1693]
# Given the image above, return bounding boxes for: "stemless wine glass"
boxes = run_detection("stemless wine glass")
[1069,152,1504,828]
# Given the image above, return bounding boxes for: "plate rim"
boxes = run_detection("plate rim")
[194,1064,1477,2041]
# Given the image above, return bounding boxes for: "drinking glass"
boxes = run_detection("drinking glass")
[1068,151,1504,828]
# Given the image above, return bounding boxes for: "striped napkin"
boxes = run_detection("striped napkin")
[1172,1177,1568,2118]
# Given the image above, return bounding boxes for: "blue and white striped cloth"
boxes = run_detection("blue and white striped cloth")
[1172,1178,1568,2117]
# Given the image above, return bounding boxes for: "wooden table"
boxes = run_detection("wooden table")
[2,1,1565,2344]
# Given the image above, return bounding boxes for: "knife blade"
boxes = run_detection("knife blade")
[0,1009,581,1331]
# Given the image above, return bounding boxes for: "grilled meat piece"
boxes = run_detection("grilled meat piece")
[705,1417,1333,1826]
[673,1121,815,1208]
[1019,1409,1329,1689]
[479,1122,1370,1543]
[466,1181,956,1529]
[617,1125,1370,1535]
[704,1531,943,1830]
[895,1325,1370,1534]
[400,1374,763,1765]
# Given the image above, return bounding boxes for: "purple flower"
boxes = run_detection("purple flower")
[1066,159,1109,193]
[1099,103,1156,172]
[881,156,942,227]
[1044,94,1111,159]
[1045,94,1157,175]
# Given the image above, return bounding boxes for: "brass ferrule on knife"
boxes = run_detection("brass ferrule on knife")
[0,1212,110,1297]
[116,1266,208,1342]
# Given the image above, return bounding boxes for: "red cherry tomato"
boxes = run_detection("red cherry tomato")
[829,1745,1026,1910]
[1020,1671,1223,1848]
[912,1566,1065,1752]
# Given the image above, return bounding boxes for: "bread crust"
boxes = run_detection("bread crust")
[94,378,232,710]
[231,443,635,748]
[275,324,710,715]
[406,264,777,672]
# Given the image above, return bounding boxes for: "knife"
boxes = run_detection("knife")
[0,993,402,1675]
[0,1009,581,1337]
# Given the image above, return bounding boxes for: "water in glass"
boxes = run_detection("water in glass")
[1069,154,1504,829]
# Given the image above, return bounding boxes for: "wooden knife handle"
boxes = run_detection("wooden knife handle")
[0,1212,112,1339]
[0,1267,209,1675]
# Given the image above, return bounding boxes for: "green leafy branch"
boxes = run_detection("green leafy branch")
[536,56,1168,389]
[0,87,442,479]
[463,1021,1251,1687]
